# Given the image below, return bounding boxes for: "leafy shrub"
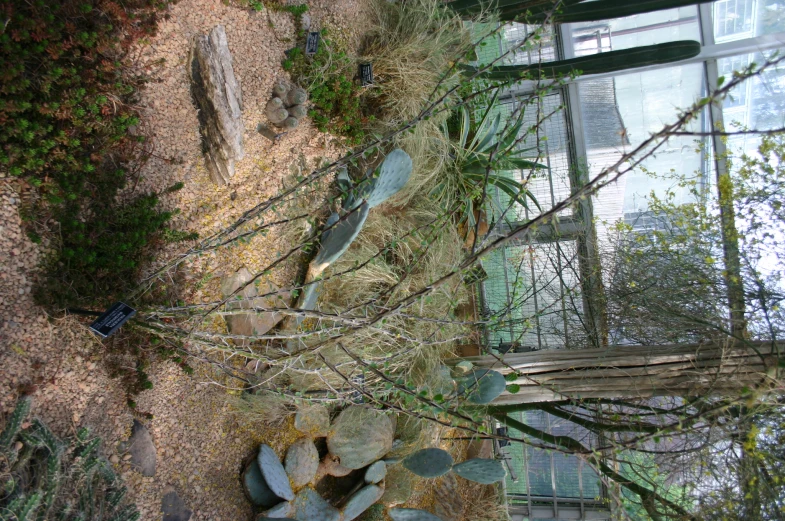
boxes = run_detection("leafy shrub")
[0,0,192,308]
[283,30,374,145]
[35,181,196,309]
[0,397,140,521]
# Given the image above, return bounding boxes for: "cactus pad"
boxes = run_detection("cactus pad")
[361,149,412,208]
[292,487,341,521]
[258,444,295,501]
[342,484,384,521]
[312,203,370,270]
[388,508,445,521]
[457,369,506,404]
[260,500,294,518]
[326,406,394,469]
[402,448,453,478]
[364,460,387,484]
[242,459,282,507]
[285,438,320,490]
[294,404,331,437]
[452,458,506,484]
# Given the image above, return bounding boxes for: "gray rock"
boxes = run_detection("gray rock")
[285,438,320,489]
[294,405,330,437]
[260,500,295,518]
[221,269,291,342]
[221,267,256,299]
[433,473,464,521]
[243,460,282,508]
[162,488,192,521]
[188,25,244,185]
[129,420,156,477]
[300,13,311,30]
[342,484,384,521]
[259,444,296,501]
[364,461,386,484]
[293,487,341,521]
[327,406,394,469]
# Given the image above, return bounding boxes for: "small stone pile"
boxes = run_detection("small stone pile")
[265,80,309,130]
[242,404,398,521]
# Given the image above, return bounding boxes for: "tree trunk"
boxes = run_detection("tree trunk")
[461,339,783,404]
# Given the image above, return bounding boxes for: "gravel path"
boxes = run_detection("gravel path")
[0,0,372,519]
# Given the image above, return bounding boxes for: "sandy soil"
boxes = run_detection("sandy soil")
[0,0,374,518]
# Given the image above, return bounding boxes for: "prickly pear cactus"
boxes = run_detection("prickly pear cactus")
[312,202,370,271]
[258,444,295,501]
[293,487,341,521]
[360,149,413,208]
[294,404,331,437]
[402,448,453,478]
[260,500,294,518]
[364,460,387,484]
[456,369,506,404]
[451,458,506,484]
[388,508,445,521]
[243,459,281,507]
[341,484,384,521]
[285,437,320,489]
[327,406,395,469]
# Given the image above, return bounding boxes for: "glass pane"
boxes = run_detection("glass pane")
[567,6,701,57]
[575,63,708,243]
[713,0,785,42]
[719,49,785,154]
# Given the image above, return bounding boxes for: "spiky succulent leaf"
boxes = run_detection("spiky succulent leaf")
[402,448,453,478]
[457,369,506,404]
[8,492,42,521]
[0,395,31,451]
[452,458,506,484]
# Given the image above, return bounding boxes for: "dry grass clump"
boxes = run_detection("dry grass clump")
[460,481,509,521]
[363,0,469,124]
[316,198,469,382]
[228,392,296,427]
[362,0,470,205]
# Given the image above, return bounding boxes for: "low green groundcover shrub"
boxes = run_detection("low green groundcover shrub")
[0,0,194,308]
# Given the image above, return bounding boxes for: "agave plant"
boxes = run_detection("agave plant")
[433,92,545,232]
